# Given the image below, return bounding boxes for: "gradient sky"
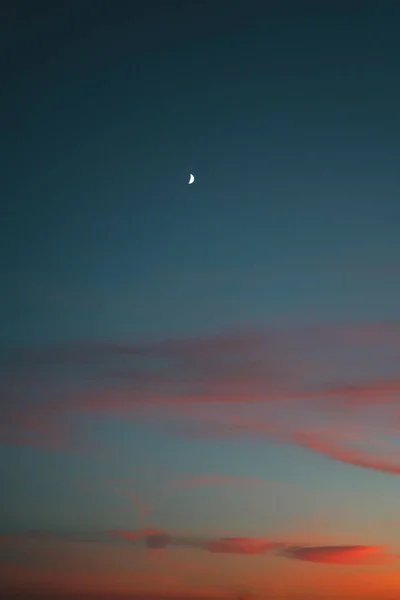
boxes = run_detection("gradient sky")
[1,2,400,599]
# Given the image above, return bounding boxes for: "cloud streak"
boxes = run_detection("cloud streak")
[280,544,397,565]
[1,322,400,480]
[181,416,400,477]
[109,530,278,556]
[4,529,396,568]
[3,323,399,411]
[288,429,400,475]
[0,528,276,558]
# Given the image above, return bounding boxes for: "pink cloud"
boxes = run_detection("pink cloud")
[0,327,301,415]
[281,544,397,565]
[108,529,276,556]
[289,429,400,475]
[3,527,397,570]
[2,322,400,466]
[178,414,400,477]
[322,377,400,408]
[206,537,274,555]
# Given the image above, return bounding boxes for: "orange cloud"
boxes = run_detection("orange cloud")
[281,544,397,565]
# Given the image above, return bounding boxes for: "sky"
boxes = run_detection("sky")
[1,1,400,598]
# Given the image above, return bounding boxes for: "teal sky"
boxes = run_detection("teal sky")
[1,2,400,598]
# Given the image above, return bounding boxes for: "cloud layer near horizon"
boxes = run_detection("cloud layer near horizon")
[2,529,398,567]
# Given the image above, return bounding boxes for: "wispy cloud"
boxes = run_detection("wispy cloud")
[280,544,398,565]
[1,528,275,557]
[109,529,277,556]
[287,429,400,475]
[3,528,396,568]
[181,416,400,477]
[3,322,399,409]
[205,537,275,555]
[1,322,400,477]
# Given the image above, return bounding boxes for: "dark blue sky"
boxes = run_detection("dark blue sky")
[2,0,400,347]
[1,2,400,597]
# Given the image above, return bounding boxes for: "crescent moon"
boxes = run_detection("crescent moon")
[188,173,195,184]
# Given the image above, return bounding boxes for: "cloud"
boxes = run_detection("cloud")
[205,537,274,555]
[288,429,400,475]
[3,323,399,411]
[145,532,171,549]
[280,544,397,565]
[4,529,394,567]
[322,377,400,408]
[108,529,276,556]
[1,322,400,469]
[0,328,290,449]
[0,327,305,412]
[4,322,400,407]
[177,412,400,477]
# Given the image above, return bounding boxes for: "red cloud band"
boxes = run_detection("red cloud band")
[281,544,394,565]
